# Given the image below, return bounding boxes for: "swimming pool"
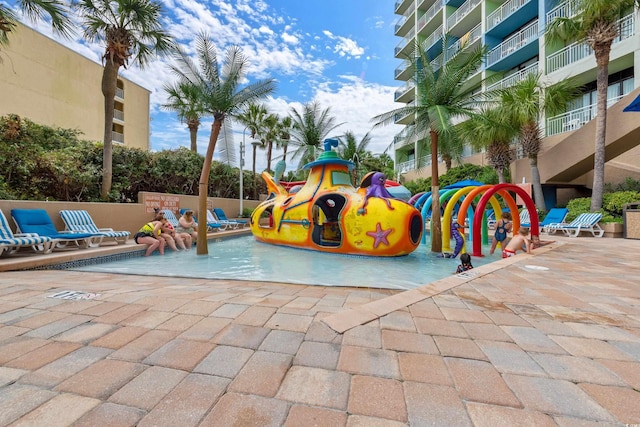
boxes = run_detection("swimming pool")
[73,235,498,290]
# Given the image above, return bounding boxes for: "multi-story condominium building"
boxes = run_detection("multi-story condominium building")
[0,23,150,150]
[393,0,640,206]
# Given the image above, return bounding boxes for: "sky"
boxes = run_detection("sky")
[11,0,404,172]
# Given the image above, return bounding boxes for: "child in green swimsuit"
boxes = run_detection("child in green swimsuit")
[489,211,512,255]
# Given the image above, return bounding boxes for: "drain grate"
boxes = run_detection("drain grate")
[48,290,100,300]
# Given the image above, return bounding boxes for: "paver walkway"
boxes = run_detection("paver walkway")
[0,236,639,426]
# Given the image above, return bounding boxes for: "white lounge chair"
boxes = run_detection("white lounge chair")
[60,210,129,245]
[543,212,604,237]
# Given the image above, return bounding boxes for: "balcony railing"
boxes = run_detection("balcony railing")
[546,14,634,74]
[424,24,443,50]
[395,16,408,34]
[446,23,482,58]
[545,0,577,24]
[113,109,124,121]
[545,94,625,136]
[112,131,124,144]
[486,0,530,31]
[394,82,416,101]
[395,61,412,78]
[447,0,482,30]
[486,61,539,91]
[115,87,124,99]
[418,1,443,32]
[487,20,538,66]
[395,28,416,56]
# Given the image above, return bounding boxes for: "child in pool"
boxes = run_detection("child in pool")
[455,253,474,274]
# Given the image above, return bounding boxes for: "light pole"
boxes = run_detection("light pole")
[240,127,247,215]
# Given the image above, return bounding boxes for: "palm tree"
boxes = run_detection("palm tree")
[278,115,293,162]
[236,103,268,199]
[373,37,485,253]
[545,0,635,211]
[1,0,72,53]
[337,130,372,185]
[457,106,517,183]
[288,101,343,169]
[261,113,279,173]
[167,33,276,255]
[74,0,174,200]
[497,73,580,211]
[162,81,203,153]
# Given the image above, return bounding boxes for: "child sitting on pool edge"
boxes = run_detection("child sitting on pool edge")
[455,253,473,274]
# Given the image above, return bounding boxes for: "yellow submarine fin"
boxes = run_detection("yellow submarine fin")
[263,171,287,195]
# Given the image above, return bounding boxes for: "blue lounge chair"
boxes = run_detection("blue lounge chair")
[519,210,531,227]
[59,210,130,245]
[543,212,604,237]
[213,208,247,227]
[0,209,54,256]
[538,208,569,232]
[11,209,99,249]
[205,209,231,231]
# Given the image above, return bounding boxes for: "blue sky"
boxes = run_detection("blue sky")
[12,0,403,172]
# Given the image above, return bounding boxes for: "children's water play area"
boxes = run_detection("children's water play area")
[72,235,498,290]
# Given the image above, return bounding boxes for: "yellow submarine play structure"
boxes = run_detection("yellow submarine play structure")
[249,139,423,256]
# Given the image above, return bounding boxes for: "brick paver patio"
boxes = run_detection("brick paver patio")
[0,235,639,426]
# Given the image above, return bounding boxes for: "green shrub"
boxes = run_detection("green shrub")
[564,192,640,223]
[603,191,640,216]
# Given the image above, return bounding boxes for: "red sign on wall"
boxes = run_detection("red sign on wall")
[144,194,180,214]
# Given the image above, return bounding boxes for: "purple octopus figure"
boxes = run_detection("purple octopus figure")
[358,172,395,214]
[444,221,465,258]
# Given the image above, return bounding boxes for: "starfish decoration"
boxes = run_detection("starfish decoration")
[366,223,392,249]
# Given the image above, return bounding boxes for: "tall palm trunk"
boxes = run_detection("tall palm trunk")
[266,140,273,172]
[252,144,258,200]
[591,47,611,211]
[188,119,199,152]
[197,118,222,255]
[430,130,442,253]
[529,156,545,211]
[100,61,119,199]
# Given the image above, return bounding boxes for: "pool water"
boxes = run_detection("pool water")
[73,235,499,290]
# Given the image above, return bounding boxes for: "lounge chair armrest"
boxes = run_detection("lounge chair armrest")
[14,233,41,238]
[97,227,115,232]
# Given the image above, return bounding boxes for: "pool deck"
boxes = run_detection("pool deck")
[0,233,639,426]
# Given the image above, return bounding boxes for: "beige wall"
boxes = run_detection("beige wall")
[0,23,150,150]
[0,195,260,235]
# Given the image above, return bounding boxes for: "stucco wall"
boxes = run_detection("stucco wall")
[0,195,259,235]
[0,23,150,150]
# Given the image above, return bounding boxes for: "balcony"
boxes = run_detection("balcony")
[112,131,124,144]
[446,0,481,32]
[486,0,530,31]
[486,61,539,91]
[113,109,124,122]
[395,60,414,81]
[417,1,444,35]
[395,0,413,15]
[545,0,577,24]
[545,94,625,136]
[395,28,416,58]
[546,14,635,74]
[446,23,481,59]
[395,82,416,102]
[394,125,416,149]
[394,101,416,124]
[486,20,538,67]
[424,24,444,51]
[115,87,124,100]
[395,5,415,37]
